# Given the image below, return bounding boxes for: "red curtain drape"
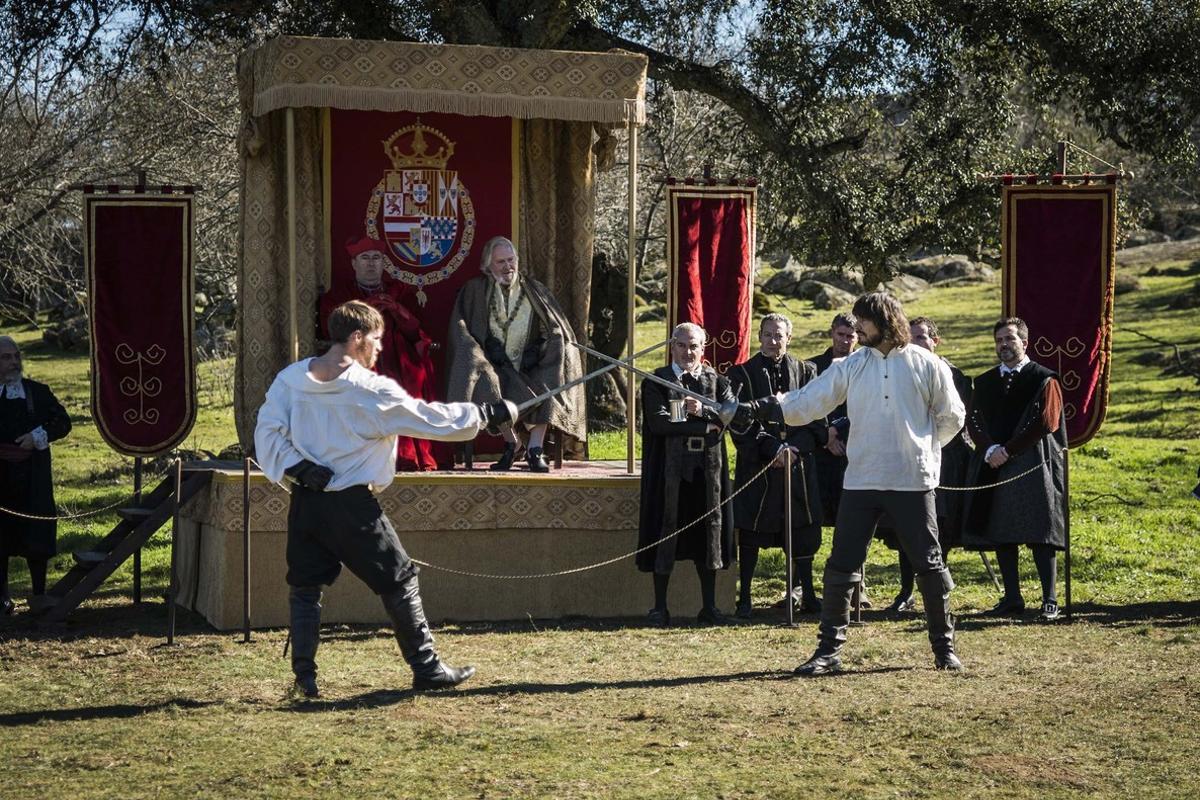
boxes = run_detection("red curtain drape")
[1001,184,1117,446]
[666,185,757,373]
[85,194,196,455]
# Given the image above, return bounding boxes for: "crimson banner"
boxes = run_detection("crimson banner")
[85,194,196,455]
[1001,184,1117,446]
[666,185,757,373]
[325,110,518,381]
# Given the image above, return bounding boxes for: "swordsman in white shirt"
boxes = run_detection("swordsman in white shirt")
[255,300,515,698]
[738,292,966,674]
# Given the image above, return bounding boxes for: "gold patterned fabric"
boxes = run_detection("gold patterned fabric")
[519,120,597,336]
[196,472,640,533]
[244,36,647,125]
[233,101,325,446]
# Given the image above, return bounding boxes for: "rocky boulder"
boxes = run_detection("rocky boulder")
[876,273,930,303]
[812,283,856,310]
[903,254,993,284]
[805,266,864,294]
[762,265,806,295]
[42,315,89,351]
[1124,228,1171,247]
[636,304,666,323]
[931,260,995,284]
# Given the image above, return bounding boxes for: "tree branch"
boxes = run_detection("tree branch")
[560,19,789,156]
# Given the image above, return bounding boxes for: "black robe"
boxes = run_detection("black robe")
[727,353,825,555]
[808,347,848,524]
[0,379,71,558]
[961,362,1067,550]
[636,365,734,574]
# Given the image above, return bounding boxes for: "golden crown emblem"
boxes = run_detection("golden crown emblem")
[382,120,456,170]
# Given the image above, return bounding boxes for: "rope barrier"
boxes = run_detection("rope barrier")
[406,455,1050,580]
[409,458,779,580]
[0,463,174,521]
[934,459,1049,492]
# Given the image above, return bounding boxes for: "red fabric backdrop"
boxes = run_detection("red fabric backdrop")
[85,195,196,455]
[666,186,757,373]
[326,110,516,389]
[1001,184,1117,446]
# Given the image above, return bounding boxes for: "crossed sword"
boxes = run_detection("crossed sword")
[509,339,740,426]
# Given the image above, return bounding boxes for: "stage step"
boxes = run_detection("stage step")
[37,469,212,623]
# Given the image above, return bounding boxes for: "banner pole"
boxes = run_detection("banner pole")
[167,458,181,645]
[243,457,253,643]
[132,456,142,605]
[286,107,299,362]
[1055,140,1072,624]
[783,449,794,627]
[1064,447,1072,622]
[626,120,638,475]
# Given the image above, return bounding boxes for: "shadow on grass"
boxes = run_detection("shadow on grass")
[284,664,913,713]
[953,599,1200,631]
[0,698,219,727]
[1072,599,1200,628]
[0,599,214,643]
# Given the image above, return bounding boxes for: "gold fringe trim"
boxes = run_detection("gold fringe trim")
[253,85,645,125]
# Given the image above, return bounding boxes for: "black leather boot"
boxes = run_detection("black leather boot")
[289,586,322,697]
[917,569,962,671]
[794,566,858,676]
[381,575,476,691]
[525,446,550,473]
[489,441,518,471]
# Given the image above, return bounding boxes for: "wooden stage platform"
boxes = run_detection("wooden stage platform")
[176,461,735,629]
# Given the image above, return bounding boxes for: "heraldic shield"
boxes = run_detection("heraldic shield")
[366,119,477,304]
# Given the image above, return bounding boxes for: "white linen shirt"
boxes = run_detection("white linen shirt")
[254,359,483,493]
[777,344,965,491]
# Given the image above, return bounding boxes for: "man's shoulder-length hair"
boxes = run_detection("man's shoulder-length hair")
[852,291,911,348]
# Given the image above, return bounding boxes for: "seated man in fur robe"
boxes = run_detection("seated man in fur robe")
[319,236,439,471]
[445,236,586,471]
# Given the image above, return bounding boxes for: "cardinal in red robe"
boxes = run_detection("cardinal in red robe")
[318,236,439,470]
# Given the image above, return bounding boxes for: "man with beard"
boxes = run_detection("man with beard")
[319,236,439,471]
[0,336,71,615]
[728,313,826,618]
[638,322,736,626]
[738,292,966,673]
[255,300,516,697]
[873,316,973,614]
[961,317,1067,621]
[446,236,586,472]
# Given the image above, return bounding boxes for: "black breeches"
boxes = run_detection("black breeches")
[286,485,418,594]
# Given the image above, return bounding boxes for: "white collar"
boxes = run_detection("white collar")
[671,362,703,380]
[2,378,25,400]
[999,357,1030,374]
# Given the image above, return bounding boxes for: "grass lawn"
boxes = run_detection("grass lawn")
[1,258,1198,798]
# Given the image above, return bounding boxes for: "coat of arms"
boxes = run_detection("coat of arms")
[364,120,476,305]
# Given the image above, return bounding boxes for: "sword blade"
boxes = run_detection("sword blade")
[571,341,720,410]
[514,339,669,415]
